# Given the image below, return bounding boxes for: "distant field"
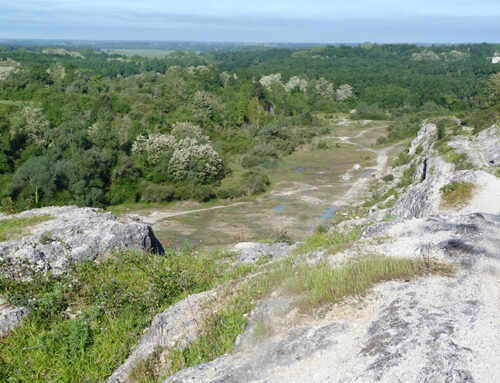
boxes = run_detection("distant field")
[104,49,173,58]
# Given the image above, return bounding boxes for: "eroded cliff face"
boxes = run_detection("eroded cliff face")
[139,122,498,383]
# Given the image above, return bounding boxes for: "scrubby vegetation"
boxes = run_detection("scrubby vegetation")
[0,248,254,382]
[0,43,498,211]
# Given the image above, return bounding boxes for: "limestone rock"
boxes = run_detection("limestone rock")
[108,289,217,383]
[233,242,297,263]
[0,206,163,278]
[0,305,30,336]
[409,122,436,155]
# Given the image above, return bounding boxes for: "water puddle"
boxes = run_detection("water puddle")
[361,169,374,177]
[273,204,287,213]
[319,206,337,221]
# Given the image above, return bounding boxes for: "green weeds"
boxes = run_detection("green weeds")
[0,248,251,382]
[0,215,52,242]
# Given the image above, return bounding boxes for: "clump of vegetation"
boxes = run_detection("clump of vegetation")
[293,226,361,255]
[440,181,475,207]
[397,165,417,188]
[437,120,446,140]
[382,174,394,182]
[0,249,253,382]
[392,150,413,167]
[0,215,52,241]
[283,256,448,310]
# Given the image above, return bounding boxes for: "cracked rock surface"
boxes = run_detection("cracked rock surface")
[0,206,164,278]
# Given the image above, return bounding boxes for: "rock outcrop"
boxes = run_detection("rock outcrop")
[108,289,218,383]
[233,242,297,263]
[0,206,163,278]
[0,304,30,336]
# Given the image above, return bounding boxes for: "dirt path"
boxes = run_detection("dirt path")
[332,137,396,207]
[129,202,251,224]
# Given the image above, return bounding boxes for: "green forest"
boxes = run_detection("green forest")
[0,43,499,211]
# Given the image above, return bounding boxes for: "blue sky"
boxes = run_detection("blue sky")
[1,0,499,43]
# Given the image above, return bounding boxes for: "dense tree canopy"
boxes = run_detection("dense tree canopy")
[0,43,498,211]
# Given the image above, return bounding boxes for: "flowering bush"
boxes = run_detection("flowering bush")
[132,122,223,184]
[314,78,334,99]
[336,84,354,102]
[285,76,308,92]
[259,73,282,90]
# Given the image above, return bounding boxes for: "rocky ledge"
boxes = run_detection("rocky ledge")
[0,206,163,278]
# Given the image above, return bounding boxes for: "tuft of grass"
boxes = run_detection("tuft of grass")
[440,181,475,207]
[0,215,52,242]
[282,256,448,311]
[435,139,474,170]
[293,226,361,255]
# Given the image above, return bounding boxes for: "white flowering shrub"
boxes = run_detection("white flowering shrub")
[411,50,440,61]
[132,122,223,183]
[285,76,308,92]
[9,107,50,146]
[336,84,354,102]
[314,78,334,99]
[259,73,282,90]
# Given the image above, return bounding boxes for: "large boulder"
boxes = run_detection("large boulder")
[0,206,163,278]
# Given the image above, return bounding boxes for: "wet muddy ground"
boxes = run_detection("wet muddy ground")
[112,119,389,250]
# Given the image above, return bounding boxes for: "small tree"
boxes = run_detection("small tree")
[14,156,56,206]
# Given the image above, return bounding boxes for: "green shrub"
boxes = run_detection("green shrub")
[397,165,416,188]
[376,136,388,145]
[242,169,270,195]
[140,183,175,203]
[241,155,262,168]
[192,185,216,202]
[437,120,446,140]
[382,174,394,182]
[216,186,246,200]
[392,150,413,167]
